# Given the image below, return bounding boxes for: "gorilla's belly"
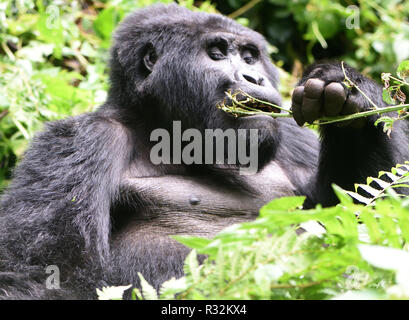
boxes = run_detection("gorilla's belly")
[108,161,295,289]
[116,161,295,238]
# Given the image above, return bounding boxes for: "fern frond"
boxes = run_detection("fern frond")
[347,161,409,206]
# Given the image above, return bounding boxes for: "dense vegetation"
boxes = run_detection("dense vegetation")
[1,0,409,300]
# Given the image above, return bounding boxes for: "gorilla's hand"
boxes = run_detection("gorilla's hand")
[291,63,374,128]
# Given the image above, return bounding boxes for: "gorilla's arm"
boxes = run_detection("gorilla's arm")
[0,111,130,298]
[291,62,409,207]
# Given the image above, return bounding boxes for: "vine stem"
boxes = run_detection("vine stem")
[317,104,409,125]
[388,75,409,87]
[1,42,15,61]
[0,110,8,121]
[341,61,379,110]
[219,105,292,118]
[228,0,262,19]
[219,98,408,125]
[226,89,292,113]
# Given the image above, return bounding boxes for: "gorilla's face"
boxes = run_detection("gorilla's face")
[140,32,282,134]
[202,32,282,112]
[111,5,281,136]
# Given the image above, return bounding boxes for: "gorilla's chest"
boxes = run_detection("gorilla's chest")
[118,161,295,237]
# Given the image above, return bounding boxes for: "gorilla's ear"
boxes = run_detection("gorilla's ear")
[142,44,157,73]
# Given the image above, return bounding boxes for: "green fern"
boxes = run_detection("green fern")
[166,180,409,299]
[347,162,409,205]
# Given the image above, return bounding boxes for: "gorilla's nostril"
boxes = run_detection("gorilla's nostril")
[243,74,258,85]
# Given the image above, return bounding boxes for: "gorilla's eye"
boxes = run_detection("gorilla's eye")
[143,46,157,73]
[208,46,226,60]
[207,39,228,60]
[241,48,258,65]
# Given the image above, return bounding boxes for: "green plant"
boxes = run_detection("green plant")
[97,169,409,299]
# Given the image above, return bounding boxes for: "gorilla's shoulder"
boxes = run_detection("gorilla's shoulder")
[14,111,129,181]
[33,111,125,145]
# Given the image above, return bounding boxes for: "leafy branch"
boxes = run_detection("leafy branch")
[217,89,292,118]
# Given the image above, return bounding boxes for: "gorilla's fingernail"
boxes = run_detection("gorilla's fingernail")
[304,79,325,99]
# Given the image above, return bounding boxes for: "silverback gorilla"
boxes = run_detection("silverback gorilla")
[0,4,408,299]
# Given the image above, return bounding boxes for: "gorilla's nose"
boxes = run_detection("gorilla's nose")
[235,70,265,86]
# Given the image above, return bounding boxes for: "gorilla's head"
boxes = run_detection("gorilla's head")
[108,4,281,134]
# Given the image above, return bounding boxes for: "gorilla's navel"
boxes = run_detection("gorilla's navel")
[189,196,201,205]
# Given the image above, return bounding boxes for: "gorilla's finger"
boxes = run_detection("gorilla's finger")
[337,96,365,128]
[342,96,359,115]
[292,86,304,105]
[291,86,305,126]
[302,97,321,124]
[304,78,325,99]
[323,82,346,116]
[302,79,325,124]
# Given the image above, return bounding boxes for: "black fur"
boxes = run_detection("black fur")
[0,4,408,299]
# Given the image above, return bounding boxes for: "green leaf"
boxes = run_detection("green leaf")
[397,60,409,80]
[93,7,123,46]
[184,250,200,283]
[332,184,353,204]
[172,235,212,250]
[382,88,396,104]
[159,277,188,299]
[96,285,131,300]
[138,272,158,300]
[359,245,409,271]
[260,196,305,215]
[254,264,284,285]
[332,289,385,300]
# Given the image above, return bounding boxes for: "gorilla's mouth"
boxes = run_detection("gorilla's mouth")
[217,89,281,117]
[240,100,280,113]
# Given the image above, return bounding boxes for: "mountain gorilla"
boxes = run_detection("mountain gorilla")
[0,4,408,299]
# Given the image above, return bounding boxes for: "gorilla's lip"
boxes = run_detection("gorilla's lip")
[226,86,282,114]
[238,99,281,113]
[218,89,282,116]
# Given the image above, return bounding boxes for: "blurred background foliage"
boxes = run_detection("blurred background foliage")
[0,0,408,188]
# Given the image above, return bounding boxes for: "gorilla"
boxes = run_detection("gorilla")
[0,4,408,299]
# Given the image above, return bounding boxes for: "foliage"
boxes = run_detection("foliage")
[0,0,110,186]
[347,162,409,205]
